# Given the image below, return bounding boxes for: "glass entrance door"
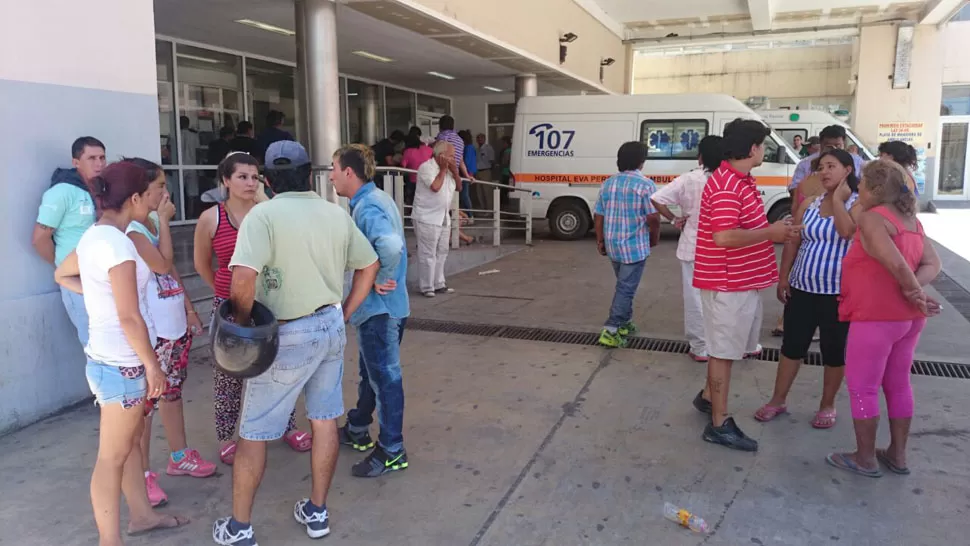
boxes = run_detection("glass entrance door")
[936,117,970,200]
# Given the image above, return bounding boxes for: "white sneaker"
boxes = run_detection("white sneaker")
[422,291,436,298]
[293,499,331,539]
[212,517,258,545]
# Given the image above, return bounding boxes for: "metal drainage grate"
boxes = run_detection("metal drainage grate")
[406,318,970,380]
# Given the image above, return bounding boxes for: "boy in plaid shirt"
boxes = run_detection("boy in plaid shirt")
[594,141,661,347]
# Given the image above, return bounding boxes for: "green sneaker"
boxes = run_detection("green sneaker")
[617,322,637,337]
[598,329,627,348]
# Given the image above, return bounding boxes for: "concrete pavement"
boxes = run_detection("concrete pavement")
[2,230,970,545]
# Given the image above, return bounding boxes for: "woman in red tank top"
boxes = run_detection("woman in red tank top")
[827,160,942,478]
[193,152,311,465]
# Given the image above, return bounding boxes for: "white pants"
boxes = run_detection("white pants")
[415,220,450,293]
[680,260,707,357]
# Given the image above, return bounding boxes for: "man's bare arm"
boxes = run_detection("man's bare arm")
[31,224,56,265]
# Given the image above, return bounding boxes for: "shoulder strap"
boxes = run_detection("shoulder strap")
[870,205,906,232]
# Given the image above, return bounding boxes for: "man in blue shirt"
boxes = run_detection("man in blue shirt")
[254,110,295,164]
[594,141,660,348]
[790,125,865,191]
[330,144,411,478]
[32,136,106,345]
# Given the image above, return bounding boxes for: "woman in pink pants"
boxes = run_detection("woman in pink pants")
[827,159,942,478]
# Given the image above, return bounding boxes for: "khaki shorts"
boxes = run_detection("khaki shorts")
[700,289,763,361]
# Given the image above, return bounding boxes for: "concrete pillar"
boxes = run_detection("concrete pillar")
[623,44,635,94]
[297,0,341,202]
[362,84,380,145]
[852,23,943,199]
[515,74,538,102]
[0,0,160,432]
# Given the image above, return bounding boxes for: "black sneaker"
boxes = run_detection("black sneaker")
[702,417,759,452]
[692,390,712,415]
[338,423,375,452]
[351,446,409,478]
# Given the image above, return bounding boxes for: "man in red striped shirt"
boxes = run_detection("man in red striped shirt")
[692,119,802,452]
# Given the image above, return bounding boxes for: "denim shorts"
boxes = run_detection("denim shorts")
[239,305,347,441]
[85,359,147,410]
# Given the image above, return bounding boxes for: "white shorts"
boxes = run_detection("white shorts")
[700,289,763,361]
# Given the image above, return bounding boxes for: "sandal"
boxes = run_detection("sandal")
[876,449,911,475]
[825,452,882,478]
[284,430,313,452]
[812,409,837,429]
[753,403,788,422]
[127,514,190,536]
[219,441,237,466]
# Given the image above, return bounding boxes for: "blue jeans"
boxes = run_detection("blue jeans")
[238,305,346,441]
[459,183,472,212]
[61,286,89,346]
[605,260,646,329]
[348,314,406,453]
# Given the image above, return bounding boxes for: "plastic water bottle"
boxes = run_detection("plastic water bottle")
[663,502,709,533]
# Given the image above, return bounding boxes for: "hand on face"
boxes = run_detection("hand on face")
[157,192,176,221]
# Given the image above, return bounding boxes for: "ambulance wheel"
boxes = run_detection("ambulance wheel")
[767,200,792,223]
[549,201,590,241]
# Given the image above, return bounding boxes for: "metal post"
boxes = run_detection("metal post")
[492,187,501,247]
[362,84,379,145]
[514,74,538,103]
[298,0,341,203]
[525,191,533,246]
[293,6,310,146]
[394,174,405,221]
[451,189,460,250]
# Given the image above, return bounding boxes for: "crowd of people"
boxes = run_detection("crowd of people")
[31,114,940,544]
[594,120,940,475]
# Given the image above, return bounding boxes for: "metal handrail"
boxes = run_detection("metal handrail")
[311,164,532,248]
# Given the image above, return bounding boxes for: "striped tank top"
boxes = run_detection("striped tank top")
[212,203,239,299]
[789,193,857,295]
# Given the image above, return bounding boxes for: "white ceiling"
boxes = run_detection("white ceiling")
[583,0,967,44]
[153,0,577,97]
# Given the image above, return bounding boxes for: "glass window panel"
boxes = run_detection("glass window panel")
[640,119,709,159]
[339,77,348,144]
[942,85,970,116]
[176,45,242,166]
[163,169,184,221]
[385,86,415,136]
[777,128,808,148]
[347,79,384,144]
[416,93,450,115]
[156,41,178,165]
[181,168,220,220]
[488,104,516,124]
[246,58,297,137]
[938,123,968,195]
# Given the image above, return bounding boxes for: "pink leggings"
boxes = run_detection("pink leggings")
[844,319,926,420]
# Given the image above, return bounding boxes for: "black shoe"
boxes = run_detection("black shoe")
[351,446,409,478]
[692,390,712,415]
[338,423,375,452]
[434,286,455,294]
[702,417,759,452]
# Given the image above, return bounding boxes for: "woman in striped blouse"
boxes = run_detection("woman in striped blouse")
[755,149,862,429]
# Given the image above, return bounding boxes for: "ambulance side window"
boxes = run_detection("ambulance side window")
[640,119,709,160]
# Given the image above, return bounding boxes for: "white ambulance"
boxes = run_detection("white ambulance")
[511,94,801,240]
[759,109,876,160]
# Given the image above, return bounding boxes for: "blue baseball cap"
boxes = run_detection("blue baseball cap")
[265,140,310,168]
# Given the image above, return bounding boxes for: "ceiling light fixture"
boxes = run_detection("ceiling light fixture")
[599,57,616,83]
[234,19,295,36]
[176,53,221,64]
[352,50,394,63]
[427,71,456,80]
[559,33,578,64]
[483,86,504,92]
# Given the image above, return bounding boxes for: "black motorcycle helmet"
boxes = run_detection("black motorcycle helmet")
[211,299,279,378]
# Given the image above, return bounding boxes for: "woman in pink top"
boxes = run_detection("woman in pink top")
[400,134,434,207]
[826,160,942,478]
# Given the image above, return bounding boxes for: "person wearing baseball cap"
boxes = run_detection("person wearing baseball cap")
[212,140,380,546]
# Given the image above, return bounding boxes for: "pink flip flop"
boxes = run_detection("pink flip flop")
[284,430,313,452]
[754,404,788,422]
[812,409,837,429]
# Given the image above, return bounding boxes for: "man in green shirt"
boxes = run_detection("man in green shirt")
[31,136,106,346]
[213,141,379,546]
